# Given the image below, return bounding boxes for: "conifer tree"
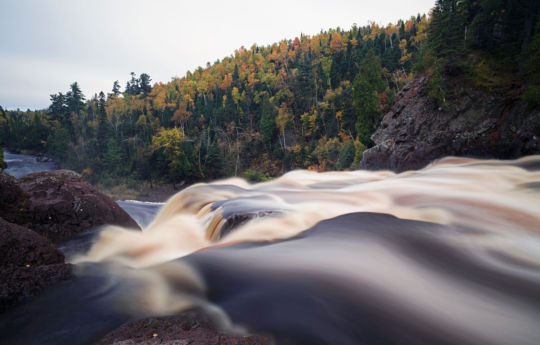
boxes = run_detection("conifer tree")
[353,49,383,144]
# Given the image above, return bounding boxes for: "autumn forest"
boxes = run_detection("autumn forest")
[1,0,539,190]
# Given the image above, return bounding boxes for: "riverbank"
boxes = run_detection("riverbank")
[94,181,181,202]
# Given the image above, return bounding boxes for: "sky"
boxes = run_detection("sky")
[0,0,435,110]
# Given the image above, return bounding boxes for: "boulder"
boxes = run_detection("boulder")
[7,170,140,244]
[94,309,273,345]
[0,217,72,312]
[361,74,540,172]
[0,172,28,222]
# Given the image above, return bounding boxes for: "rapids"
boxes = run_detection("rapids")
[1,156,540,345]
[2,148,58,178]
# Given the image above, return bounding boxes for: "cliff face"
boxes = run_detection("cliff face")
[361,75,540,172]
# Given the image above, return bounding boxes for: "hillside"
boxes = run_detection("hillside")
[1,0,539,188]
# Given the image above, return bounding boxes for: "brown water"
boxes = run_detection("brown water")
[2,156,540,345]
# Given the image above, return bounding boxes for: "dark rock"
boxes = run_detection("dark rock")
[94,309,273,345]
[0,172,28,222]
[0,217,72,312]
[361,74,540,172]
[9,170,140,244]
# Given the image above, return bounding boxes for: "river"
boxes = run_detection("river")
[1,150,540,345]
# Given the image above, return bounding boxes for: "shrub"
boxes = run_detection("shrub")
[243,169,272,182]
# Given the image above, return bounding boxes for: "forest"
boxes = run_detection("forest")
[1,0,539,189]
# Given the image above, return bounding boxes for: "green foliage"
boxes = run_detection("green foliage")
[523,85,540,108]
[427,62,448,109]
[204,142,225,179]
[47,128,70,161]
[11,7,539,184]
[0,150,7,170]
[337,140,355,170]
[243,169,272,182]
[104,138,124,175]
[353,140,367,169]
[353,49,383,145]
[259,95,276,151]
[522,23,540,108]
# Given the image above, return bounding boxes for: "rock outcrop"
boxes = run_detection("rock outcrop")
[94,309,273,345]
[0,217,72,312]
[0,169,143,312]
[361,74,540,172]
[1,170,140,244]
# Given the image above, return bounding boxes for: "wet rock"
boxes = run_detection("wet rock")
[0,217,72,312]
[12,170,140,244]
[361,74,540,172]
[94,309,273,345]
[0,172,28,222]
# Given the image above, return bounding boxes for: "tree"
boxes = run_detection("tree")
[353,49,383,144]
[104,137,124,175]
[125,72,140,95]
[112,81,121,96]
[151,127,197,183]
[0,149,7,171]
[139,73,152,95]
[66,82,85,115]
[205,141,225,179]
[96,91,109,157]
[259,95,276,151]
[49,92,68,124]
[276,103,293,148]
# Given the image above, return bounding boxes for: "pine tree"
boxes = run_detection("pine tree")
[66,82,85,115]
[139,73,152,95]
[259,95,276,151]
[353,49,383,144]
[112,81,121,96]
[0,149,7,171]
[96,91,109,158]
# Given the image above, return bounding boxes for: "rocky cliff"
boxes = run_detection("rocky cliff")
[361,74,540,172]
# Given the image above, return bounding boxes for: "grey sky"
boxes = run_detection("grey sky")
[0,0,435,110]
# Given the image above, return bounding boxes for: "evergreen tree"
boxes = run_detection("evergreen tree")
[0,149,7,171]
[49,92,68,124]
[66,82,85,115]
[428,0,466,57]
[125,72,140,95]
[96,91,109,157]
[139,73,152,95]
[104,137,124,175]
[112,81,121,96]
[205,141,225,179]
[259,95,276,151]
[353,49,383,145]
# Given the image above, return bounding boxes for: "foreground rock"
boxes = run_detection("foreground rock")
[1,170,140,244]
[94,310,273,345]
[0,217,72,312]
[361,74,540,172]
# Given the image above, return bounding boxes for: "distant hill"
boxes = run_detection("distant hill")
[1,0,539,186]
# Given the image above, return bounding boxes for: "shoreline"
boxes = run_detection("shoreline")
[96,182,183,203]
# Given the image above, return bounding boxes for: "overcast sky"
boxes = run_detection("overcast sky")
[0,0,435,110]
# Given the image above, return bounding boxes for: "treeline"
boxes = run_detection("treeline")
[1,0,538,186]
[421,0,540,107]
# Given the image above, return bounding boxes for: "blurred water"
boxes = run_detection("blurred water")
[2,148,58,178]
[2,156,540,345]
[116,200,164,228]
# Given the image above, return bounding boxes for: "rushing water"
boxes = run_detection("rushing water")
[115,200,164,228]
[2,148,59,178]
[1,156,540,345]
